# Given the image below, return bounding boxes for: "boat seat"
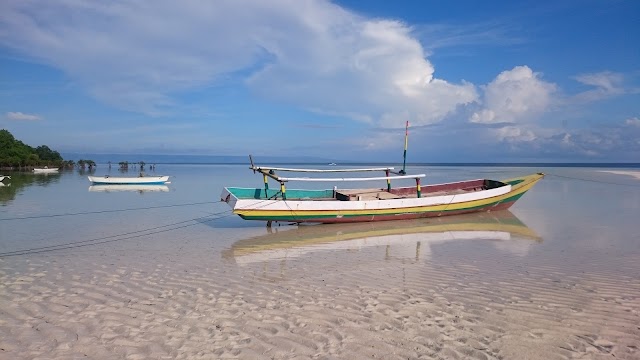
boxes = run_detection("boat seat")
[336,189,401,201]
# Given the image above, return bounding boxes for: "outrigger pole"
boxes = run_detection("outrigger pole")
[400,121,409,175]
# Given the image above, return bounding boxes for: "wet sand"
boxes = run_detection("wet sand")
[1,224,639,360]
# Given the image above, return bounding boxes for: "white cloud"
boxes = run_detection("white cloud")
[493,125,536,143]
[0,0,476,126]
[471,66,556,124]
[6,111,41,121]
[487,119,640,160]
[625,117,640,127]
[575,71,622,92]
[573,71,624,102]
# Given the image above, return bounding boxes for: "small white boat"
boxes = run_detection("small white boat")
[33,167,59,174]
[0,175,10,182]
[88,184,170,192]
[88,175,170,185]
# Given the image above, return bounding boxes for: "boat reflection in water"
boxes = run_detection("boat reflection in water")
[88,184,170,193]
[223,211,541,265]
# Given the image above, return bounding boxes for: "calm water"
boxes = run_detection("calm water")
[1,164,639,265]
[2,164,640,359]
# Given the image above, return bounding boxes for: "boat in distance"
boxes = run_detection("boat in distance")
[88,175,170,185]
[0,175,10,182]
[221,158,544,224]
[33,167,59,174]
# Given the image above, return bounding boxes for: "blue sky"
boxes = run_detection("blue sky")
[0,0,638,162]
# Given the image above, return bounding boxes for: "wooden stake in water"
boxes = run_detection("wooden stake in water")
[400,121,409,175]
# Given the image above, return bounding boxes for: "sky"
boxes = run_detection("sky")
[0,0,638,163]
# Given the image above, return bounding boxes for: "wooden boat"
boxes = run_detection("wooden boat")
[88,184,169,192]
[88,174,170,185]
[222,123,544,224]
[0,175,10,182]
[221,167,544,224]
[33,167,59,174]
[223,211,541,265]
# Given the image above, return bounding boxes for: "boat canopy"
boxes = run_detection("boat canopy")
[250,165,425,183]
[251,166,395,173]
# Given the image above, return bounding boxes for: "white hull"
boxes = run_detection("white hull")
[0,175,9,182]
[88,175,170,185]
[33,168,59,174]
[223,184,511,213]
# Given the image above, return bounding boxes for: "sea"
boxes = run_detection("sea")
[0,163,639,358]
[1,163,639,264]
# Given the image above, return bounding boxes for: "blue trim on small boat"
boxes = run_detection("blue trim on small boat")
[90,181,168,185]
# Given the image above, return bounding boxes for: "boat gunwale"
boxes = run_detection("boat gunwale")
[224,181,513,213]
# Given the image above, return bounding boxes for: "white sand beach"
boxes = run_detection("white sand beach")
[1,233,639,360]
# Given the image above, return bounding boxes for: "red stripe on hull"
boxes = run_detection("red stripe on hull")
[491,200,516,211]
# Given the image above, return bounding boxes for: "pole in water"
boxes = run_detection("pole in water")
[400,121,409,175]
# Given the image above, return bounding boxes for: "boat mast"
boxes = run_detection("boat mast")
[400,121,409,175]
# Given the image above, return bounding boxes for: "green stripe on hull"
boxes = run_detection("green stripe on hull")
[227,187,333,199]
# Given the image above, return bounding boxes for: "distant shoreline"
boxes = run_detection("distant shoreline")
[82,162,640,168]
[599,170,640,180]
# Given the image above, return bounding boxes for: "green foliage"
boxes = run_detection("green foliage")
[35,145,62,162]
[0,129,65,168]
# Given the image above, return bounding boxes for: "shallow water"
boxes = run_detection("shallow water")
[0,165,639,359]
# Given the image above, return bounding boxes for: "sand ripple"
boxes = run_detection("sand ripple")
[0,245,639,359]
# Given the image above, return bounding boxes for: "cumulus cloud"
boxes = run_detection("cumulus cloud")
[483,115,640,160]
[0,0,476,126]
[471,66,556,124]
[6,111,41,121]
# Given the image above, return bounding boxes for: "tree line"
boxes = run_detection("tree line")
[0,129,66,169]
[1,129,156,171]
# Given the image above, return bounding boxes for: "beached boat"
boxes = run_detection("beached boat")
[88,175,170,185]
[88,184,170,192]
[33,167,59,174]
[223,211,541,265]
[0,175,10,182]
[221,167,544,224]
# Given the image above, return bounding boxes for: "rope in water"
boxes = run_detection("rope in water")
[0,198,280,257]
[0,200,218,221]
